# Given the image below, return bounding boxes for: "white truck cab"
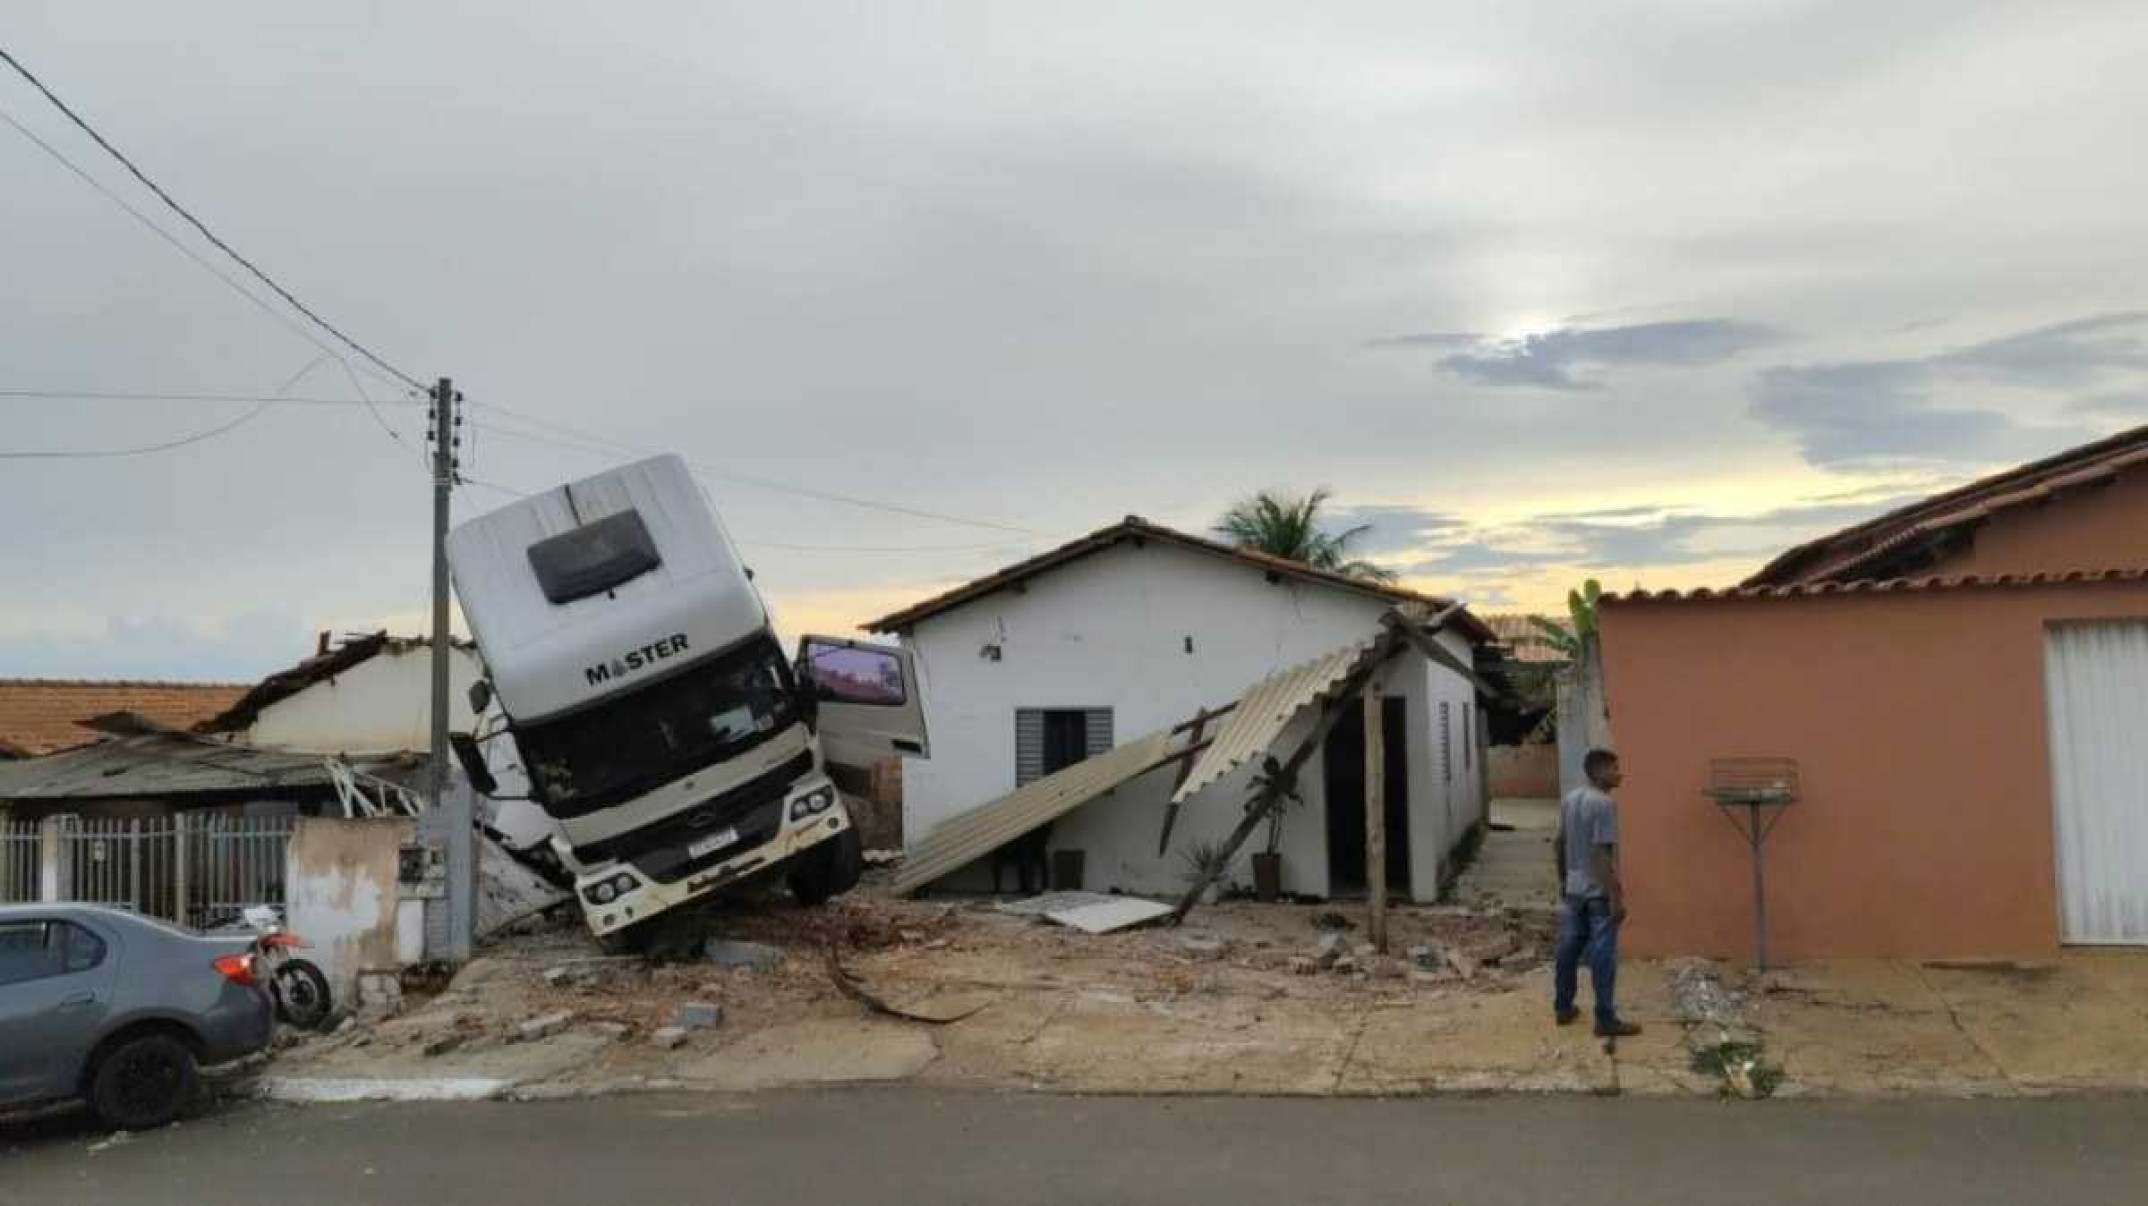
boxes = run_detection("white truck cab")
[445,454,927,942]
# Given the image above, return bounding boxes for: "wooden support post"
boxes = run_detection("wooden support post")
[1364,678,1388,953]
[1170,634,1402,924]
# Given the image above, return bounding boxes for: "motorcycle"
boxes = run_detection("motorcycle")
[230,905,335,1031]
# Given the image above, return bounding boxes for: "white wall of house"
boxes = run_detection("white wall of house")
[896,541,1485,901]
[241,645,486,756]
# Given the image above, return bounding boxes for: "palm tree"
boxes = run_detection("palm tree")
[1213,488,1397,583]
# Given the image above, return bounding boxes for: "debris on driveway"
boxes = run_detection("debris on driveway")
[672,1002,723,1031]
[706,939,786,972]
[997,890,1175,934]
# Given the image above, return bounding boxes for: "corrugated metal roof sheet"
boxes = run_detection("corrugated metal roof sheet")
[1603,567,2148,605]
[0,732,409,801]
[890,728,1184,897]
[1170,637,1381,805]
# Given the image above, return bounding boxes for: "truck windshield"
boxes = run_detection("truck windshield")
[516,634,800,816]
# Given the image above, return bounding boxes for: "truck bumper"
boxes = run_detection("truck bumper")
[575,777,852,935]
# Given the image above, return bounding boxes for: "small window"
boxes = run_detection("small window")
[527,509,662,604]
[1440,702,1452,783]
[1463,703,1473,771]
[62,923,107,974]
[1016,708,1113,786]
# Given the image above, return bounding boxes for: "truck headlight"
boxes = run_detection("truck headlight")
[789,786,837,821]
[582,871,638,905]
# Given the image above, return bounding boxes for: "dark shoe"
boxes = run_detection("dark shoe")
[1555,1008,1581,1027]
[1594,1018,1642,1038]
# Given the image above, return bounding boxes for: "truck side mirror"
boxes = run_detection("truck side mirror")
[467,678,494,715]
[448,731,498,795]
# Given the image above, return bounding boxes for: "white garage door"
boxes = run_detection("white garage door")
[2045,620,2148,944]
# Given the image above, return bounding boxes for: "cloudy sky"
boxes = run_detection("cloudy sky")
[4,2,2146,681]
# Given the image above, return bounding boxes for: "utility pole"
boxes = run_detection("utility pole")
[429,377,474,960]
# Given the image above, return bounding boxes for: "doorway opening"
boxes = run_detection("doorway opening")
[1324,695,1410,897]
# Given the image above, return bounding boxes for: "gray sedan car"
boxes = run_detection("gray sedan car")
[0,903,274,1129]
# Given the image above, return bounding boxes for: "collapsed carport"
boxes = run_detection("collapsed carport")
[890,604,1505,920]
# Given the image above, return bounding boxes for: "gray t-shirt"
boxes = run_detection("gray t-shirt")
[1561,785,1620,899]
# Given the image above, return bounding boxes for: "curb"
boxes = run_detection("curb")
[253,1076,515,1103]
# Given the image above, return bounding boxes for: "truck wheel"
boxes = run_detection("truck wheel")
[788,828,863,907]
[88,1033,200,1131]
[596,924,648,957]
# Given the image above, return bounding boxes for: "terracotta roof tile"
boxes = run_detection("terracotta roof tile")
[1604,567,2148,605]
[1746,423,2148,587]
[0,680,249,757]
[861,516,1496,643]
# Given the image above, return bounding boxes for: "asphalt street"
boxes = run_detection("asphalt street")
[6,1088,2147,1205]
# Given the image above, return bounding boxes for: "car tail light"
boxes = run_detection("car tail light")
[213,953,258,987]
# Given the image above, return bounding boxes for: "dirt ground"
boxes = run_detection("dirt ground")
[260,875,2148,1102]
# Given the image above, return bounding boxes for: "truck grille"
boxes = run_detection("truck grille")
[570,749,813,871]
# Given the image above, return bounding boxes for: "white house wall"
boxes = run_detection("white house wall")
[899,541,1484,901]
[243,647,485,756]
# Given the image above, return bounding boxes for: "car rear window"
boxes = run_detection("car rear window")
[0,920,105,985]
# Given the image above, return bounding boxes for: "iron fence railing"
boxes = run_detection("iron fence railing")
[38,812,296,926]
[1,820,40,903]
[184,813,297,930]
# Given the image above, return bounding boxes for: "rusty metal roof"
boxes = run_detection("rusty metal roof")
[890,728,1187,897]
[1747,423,2148,588]
[1169,637,1382,805]
[861,515,1495,643]
[0,728,416,801]
[1604,567,2148,606]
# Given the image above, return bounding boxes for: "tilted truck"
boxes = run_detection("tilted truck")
[444,453,929,947]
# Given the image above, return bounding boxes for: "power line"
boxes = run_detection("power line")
[0,354,332,460]
[0,43,424,392]
[0,388,424,407]
[455,468,1038,555]
[467,401,1049,536]
[0,104,412,400]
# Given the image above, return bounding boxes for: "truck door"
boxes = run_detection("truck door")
[797,636,931,785]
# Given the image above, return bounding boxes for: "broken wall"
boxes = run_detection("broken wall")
[286,816,414,1006]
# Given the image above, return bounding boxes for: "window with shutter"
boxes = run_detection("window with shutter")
[1463,703,1472,771]
[1016,707,1114,786]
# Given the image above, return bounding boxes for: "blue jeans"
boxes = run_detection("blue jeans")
[1553,895,1620,1025]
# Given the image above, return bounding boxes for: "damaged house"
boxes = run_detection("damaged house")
[863,517,1500,903]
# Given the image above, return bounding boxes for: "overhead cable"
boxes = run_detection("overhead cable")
[0,44,424,391]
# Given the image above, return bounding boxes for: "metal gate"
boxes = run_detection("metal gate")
[184,813,298,929]
[2045,620,2148,944]
[59,816,181,917]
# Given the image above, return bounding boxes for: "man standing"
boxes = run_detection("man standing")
[1554,748,1640,1037]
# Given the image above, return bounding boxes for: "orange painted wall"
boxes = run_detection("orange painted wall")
[1944,466,2148,578]
[1598,580,2148,961]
